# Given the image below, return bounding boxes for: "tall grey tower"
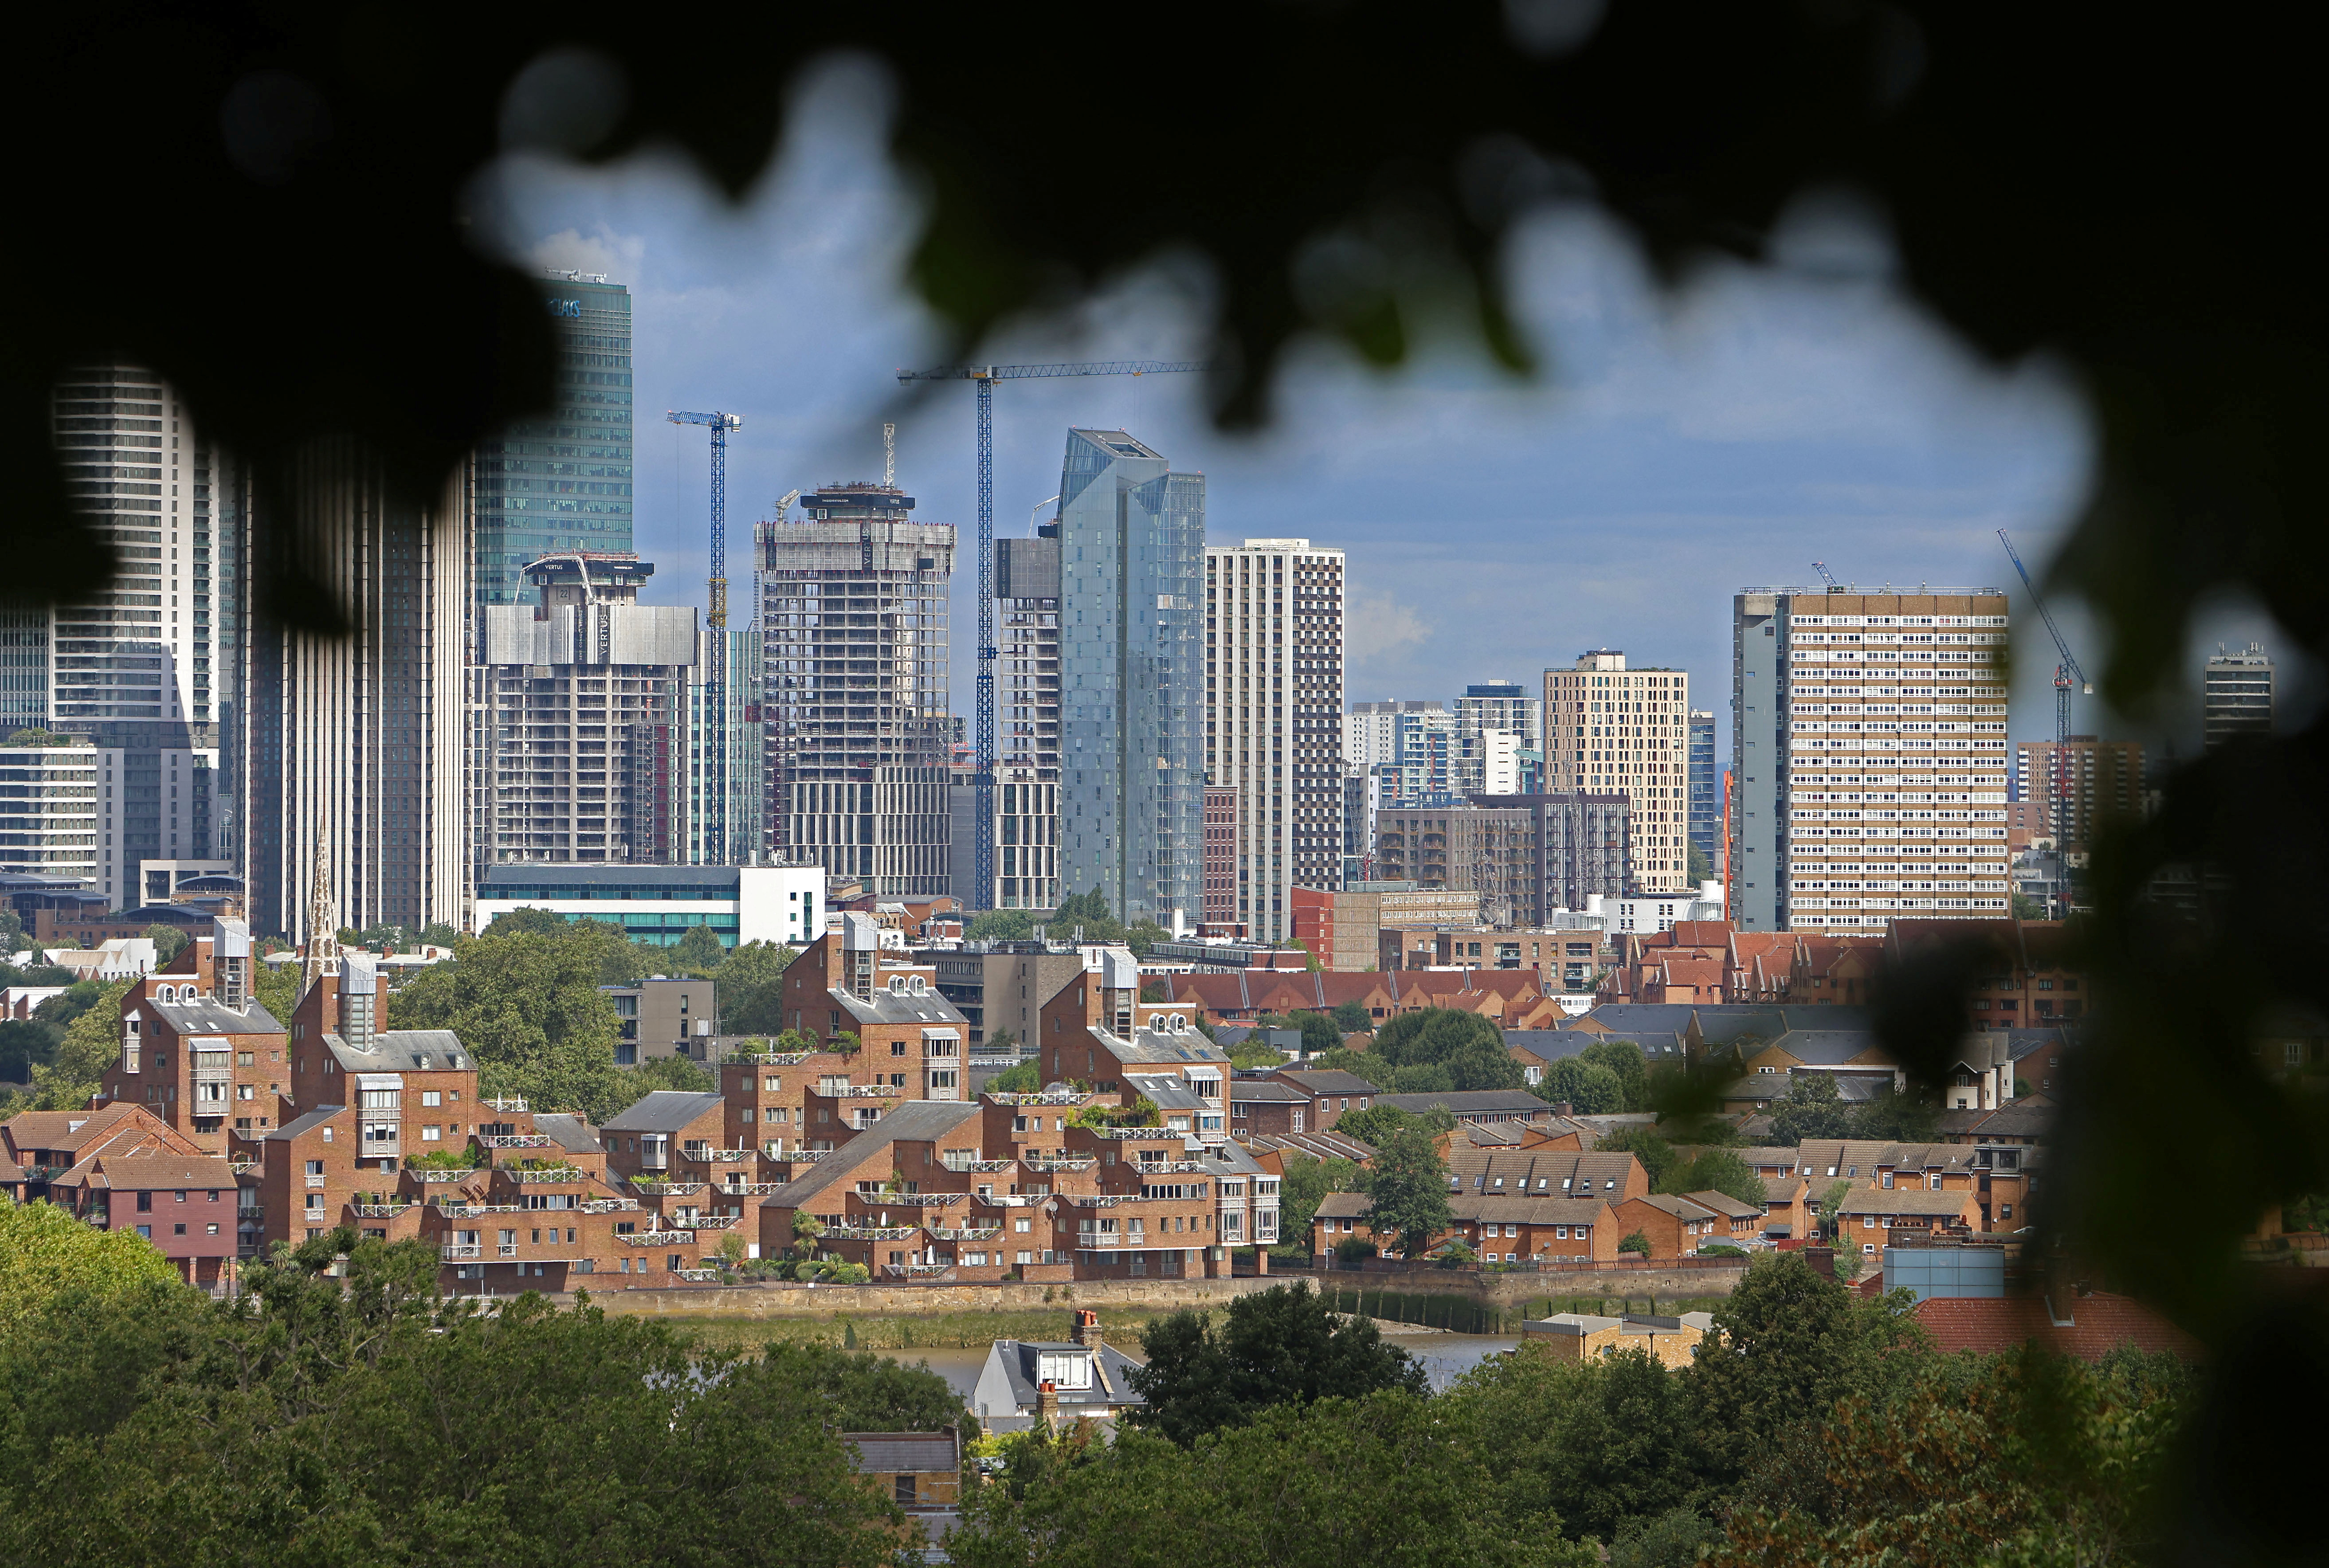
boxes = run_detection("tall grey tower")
[757,482,954,894]
[2202,642,2274,749]
[243,444,469,939]
[44,366,247,906]
[472,272,634,615]
[1057,429,1204,931]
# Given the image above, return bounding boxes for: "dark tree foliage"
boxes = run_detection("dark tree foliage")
[1596,1125,1677,1190]
[1124,1282,1426,1446]
[1333,1102,1450,1149]
[0,1231,927,1565]
[1360,1126,1456,1259]
[1370,1008,1525,1092]
[1331,1000,1374,1035]
[1767,1074,1852,1147]
[1453,1346,1704,1544]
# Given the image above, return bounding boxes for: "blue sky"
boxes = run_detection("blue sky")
[477,55,2278,763]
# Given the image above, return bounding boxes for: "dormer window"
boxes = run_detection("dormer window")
[889,976,907,995]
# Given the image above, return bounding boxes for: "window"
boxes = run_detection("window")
[136,1225,150,1239]
[422,1125,442,1141]
[137,1191,152,1212]
[421,1090,441,1107]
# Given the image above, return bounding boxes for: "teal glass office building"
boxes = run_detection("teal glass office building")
[474,274,634,608]
[1055,428,1204,930]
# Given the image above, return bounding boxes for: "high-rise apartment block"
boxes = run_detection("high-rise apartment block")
[1372,792,1630,926]
[472,272,633,612]
[1688,710,1717,872]
[475,553,697,865]
[45,367,240,905]
[1203,538,1343,944]
[2203,642,2274,749]
[1542,651,1691,894]
[1731,587,2011,932]
[1059,430,1203,930]
[1201,785,1239,935]
[2013,737,2144,852]
[0,738,102,882]
[1345,699,1443,772]
[243,445,470,939]
[1452,681,1541,796]
[992,533,1062,909]
[688,624,763,866]
[757,483,953,894]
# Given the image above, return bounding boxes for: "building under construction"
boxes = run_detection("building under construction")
[757,484,953,894]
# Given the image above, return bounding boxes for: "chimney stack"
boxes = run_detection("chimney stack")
[1071,1307,1102,1355]
[1035,1379,1061,1431]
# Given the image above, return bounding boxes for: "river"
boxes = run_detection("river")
[884,1332,1522,1403]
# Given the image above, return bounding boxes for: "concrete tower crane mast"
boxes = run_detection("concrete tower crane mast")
[894,359,1205,911]
[1997,529,2094,872]
[670,408,743,863]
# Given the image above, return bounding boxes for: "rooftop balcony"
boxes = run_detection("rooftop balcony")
[825,1225,922,1240]
[482,1096,530,1113]
[479,1133,553,1149]
[500,1165,588,1184]
[441,1244,482,1260]
[351,1202,412,1218]
[616,1231,698,1246]
[627,1179,705,1196]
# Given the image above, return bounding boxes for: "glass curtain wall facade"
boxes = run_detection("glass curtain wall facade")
[472,273,634,613]
[47,366,240,906]
[1056,429,1203,931]
[1688,710,1717,871]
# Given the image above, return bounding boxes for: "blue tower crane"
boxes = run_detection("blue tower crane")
[894,360,1205,911]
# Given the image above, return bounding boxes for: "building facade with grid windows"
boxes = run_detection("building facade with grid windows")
[1543,651,1692,894]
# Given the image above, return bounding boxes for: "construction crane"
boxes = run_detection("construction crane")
[1997,529,2093,881]
[894,359,1205,910]
[670,408,743,864]
[1812,561,1843,592]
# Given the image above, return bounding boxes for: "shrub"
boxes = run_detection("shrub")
[1619,1230,1651,1256]
[1334,1237,1378,1263]
[1697,1243,1747,1258]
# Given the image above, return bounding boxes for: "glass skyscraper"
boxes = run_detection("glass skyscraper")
[1689,709,1717,871]
[1055,428,1204,930]
[472,272,634,613]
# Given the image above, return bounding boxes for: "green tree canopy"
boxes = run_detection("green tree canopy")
[1660,1147,1766,1211]
[1596,1126,1678,1191]
[0,1195,184,1347]
[1578,1039,1651,1109]
[1331,999,1373,1034]
[986,1058,1040,1093]
[1541,1056,1627,1113]
[713,940,796,1035]
[15,979,134,1110]
[0,1229,925,1564]
[1122,1282,1426,1447]
[389,929,635,1121]
[1683,1252,1923,1486]
[669,923,729,976]
[1333,1102,1449,1149]
[1370,1007,1525,1092]
[634,1054,714,1092]
[1275,1152,1361,1255]
[1767,1072,1852,1146]
[1360,1125,1454,1257]
[954,1392,1595,1568]
[140,924,190,964]
[1447,1344,1703,1544]
[1847,1086,1940,1144]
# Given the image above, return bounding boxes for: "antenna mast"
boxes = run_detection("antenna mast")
[883,422,896,488]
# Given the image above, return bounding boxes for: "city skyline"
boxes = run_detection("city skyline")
[478,94,2281,769]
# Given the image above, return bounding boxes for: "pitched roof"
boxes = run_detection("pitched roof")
[84,1151,239,1189]
[600,1090,725,1134]
[1375,1089,1546,1116]
[1448,1147,1638,1197]
[1835,1187,1977,1217]
[2,1102,157,1156]
[830,986,969,1028]
[1911,1292,2204,1362]
[1093,1025,1229,1067]
[264,1106,348,1141]
[983,1339,1148,1412]
[325,1028,472,1073]
[531,1113,603,1153]
[761,1100,984,1210]
[1273,1070,1382,1095]
[845,1431,960,1474]
[1682,1189,1763,1219]
[1452,1194,1611,1225]
[1240,1130,1375,1162]
[1123,1074,1210,1113]
[145,996,285,1036]
[1503,1031,1595,1065]
[1227,1081,1307,1104]
[1623,1192,1718,1222]
[1313,1191,1375,1219]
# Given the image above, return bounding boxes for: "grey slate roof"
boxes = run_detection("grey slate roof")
[1228,1081,1308,1104]
[150,996,284,1035]
[1503,1031,1596,1065]
[1275,1069,1384,1095]
[832,987,969,1028]
[845,1431,960,1474]
[264,1106,347,1141]
[1764,1030,1892,1067]
[600,1090,725,1134]
[1375,1089,1547,1117]
[532,1113,603,1153]
[1094,1025,1228,1066]
[1123,1074,1209,1113]
[984,1340,1147,1412]
[324,1028,471,1073]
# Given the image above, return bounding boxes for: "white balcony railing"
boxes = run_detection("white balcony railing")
[304,1174,326,1189]
[478,1133,553,1149]
[440,1245,482,1260]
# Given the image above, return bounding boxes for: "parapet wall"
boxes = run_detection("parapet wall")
[562,1274,1289,1320]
